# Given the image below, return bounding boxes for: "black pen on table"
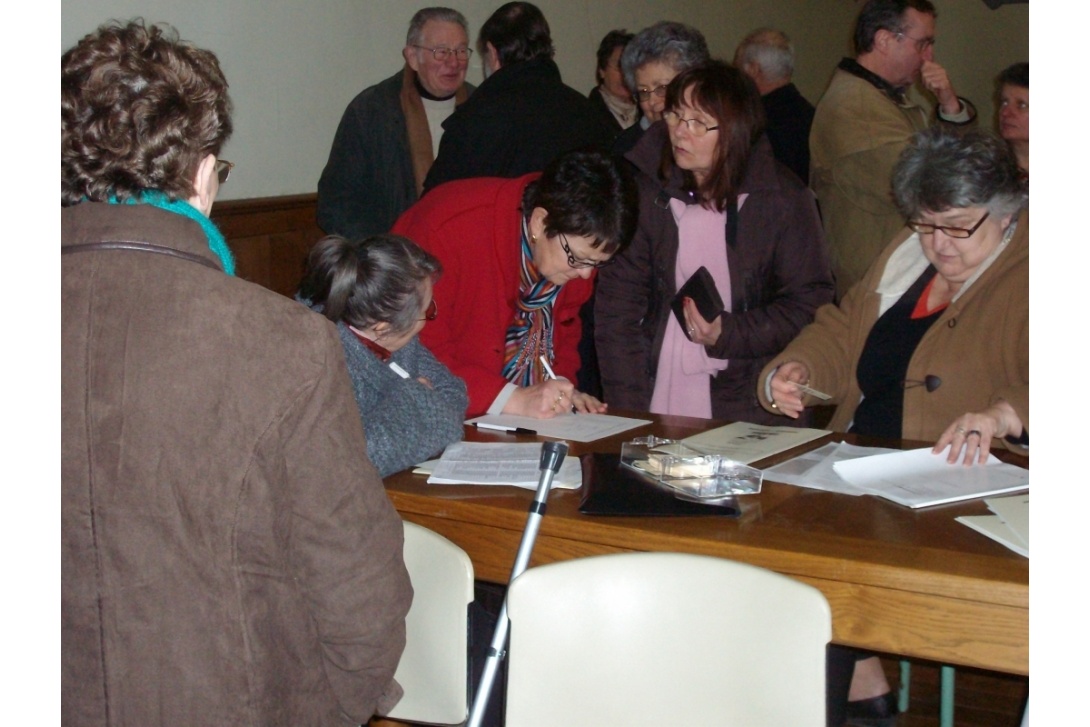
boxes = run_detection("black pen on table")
[539,355,577,414]
[473,422,538,435]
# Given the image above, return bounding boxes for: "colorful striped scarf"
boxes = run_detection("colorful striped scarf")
[501,218,561,386]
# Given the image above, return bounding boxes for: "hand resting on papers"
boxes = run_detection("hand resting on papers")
[933,399,1025,466]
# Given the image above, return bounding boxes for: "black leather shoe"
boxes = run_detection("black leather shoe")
[845,691,899,726]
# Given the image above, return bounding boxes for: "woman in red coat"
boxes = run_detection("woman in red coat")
[393,150,637,417]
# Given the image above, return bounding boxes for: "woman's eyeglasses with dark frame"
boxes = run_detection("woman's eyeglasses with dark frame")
[214,159,234,185]
[906,212,990,239]
[662,110,720,138]
[558,234,613,269]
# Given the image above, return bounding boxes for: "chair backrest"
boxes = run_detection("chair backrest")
[385,521,474,725]
[504,552,831,727]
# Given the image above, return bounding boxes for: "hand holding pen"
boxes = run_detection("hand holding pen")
[539,356,608,415]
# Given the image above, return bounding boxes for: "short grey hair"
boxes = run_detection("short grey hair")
[299,234,442,337]
[406,7,469,47]
[734,28,794,83]
[620,21,709,96]
[892,128,1026,220]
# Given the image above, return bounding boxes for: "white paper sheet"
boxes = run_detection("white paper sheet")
[426,442,582,490]
[466,412,651,443]
[833,447,1029,508]
[761,441,901,495]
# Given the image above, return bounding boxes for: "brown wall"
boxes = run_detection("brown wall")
[210,194,322,298]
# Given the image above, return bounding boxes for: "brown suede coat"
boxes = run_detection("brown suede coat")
[62,203,412,725]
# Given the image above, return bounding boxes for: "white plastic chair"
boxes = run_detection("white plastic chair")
[504,552,832,727]
[385,521,474,725]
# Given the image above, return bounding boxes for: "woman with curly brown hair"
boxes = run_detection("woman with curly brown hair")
[62,20,411,725]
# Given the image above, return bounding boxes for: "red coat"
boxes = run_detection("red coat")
[393,175,593,415]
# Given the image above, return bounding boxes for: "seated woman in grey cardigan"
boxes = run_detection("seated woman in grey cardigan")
[298,234,468,476]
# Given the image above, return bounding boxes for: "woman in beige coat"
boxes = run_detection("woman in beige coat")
[758,128,1027,724]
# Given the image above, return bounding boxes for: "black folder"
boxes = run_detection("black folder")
[578,453,739,517]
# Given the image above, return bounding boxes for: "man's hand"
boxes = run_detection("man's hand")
[920,60,960,116]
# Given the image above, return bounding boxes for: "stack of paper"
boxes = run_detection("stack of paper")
[832,448,1029,509]
[425,442,582,490]
[957,495,1029,557]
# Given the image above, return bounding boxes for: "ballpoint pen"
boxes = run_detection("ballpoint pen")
[473,422,538,435]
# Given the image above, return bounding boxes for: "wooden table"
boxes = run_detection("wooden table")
[384,412,1028,676]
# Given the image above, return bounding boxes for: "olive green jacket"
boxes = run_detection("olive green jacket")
[810,64,972,297]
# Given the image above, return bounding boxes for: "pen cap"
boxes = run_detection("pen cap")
[539,441,569,473]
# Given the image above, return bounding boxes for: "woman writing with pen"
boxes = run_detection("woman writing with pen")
[297,234,468,476]
[392,150,638,418]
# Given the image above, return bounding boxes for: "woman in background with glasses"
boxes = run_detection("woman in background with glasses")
[613,20,709,156]
[298,234,468,476]
[596,60,833,424]
[759,126,1028,727]
[393,150,637,418]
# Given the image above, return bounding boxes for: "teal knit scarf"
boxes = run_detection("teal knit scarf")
[108,190,235,276]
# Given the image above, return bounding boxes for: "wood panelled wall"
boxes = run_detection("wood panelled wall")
[210,194,322,298]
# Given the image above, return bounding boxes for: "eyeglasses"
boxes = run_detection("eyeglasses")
[635,84,669,102]
[907,212,989,239]
[895,30,935,53]
[214,159,234,185]
[662,110,720,138]
[558,234,612,269]
[412,44,472,62]
[418,298,438,321]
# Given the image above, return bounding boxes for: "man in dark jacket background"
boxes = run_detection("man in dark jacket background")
[317,7,475,238]
[734,27,815,185]
[423,1,612,192]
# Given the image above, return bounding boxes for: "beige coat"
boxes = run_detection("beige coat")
[62,203,412,725]
[810,67,931,298]
[758,212,1029,448]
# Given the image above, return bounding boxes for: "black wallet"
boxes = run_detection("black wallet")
[578,453,739,517]
[670,266,725,339]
